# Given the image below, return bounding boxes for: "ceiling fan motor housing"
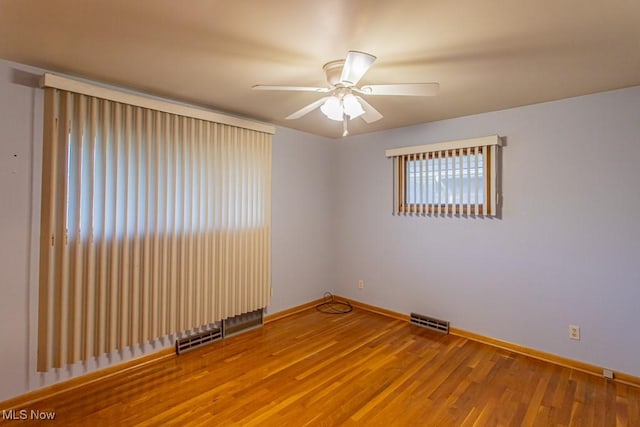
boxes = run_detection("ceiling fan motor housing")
[323,60,347,87]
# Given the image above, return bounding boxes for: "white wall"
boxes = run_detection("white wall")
[0,60,41,402]
[270,126,337,313]
[0,58,336,401]
[333,86,640,377]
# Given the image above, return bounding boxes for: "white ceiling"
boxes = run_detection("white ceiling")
[1,0,639,138]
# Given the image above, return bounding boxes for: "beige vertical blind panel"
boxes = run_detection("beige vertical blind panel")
[38,88,272,371]
[389,135,501,217]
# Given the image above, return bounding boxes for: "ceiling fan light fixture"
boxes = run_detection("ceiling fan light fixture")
[320,96,344,121]
[343,94,365,119]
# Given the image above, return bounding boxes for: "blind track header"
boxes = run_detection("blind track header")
[385,135,501,158]
[40,73,276,135]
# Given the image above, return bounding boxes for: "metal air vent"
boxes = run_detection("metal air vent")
[410,312,449,334]
[176,325,223,355]
[222,308,264,337]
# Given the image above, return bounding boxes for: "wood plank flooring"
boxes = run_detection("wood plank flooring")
[3,308,639,426]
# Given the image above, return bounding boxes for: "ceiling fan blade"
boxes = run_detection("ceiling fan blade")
[285,97,330,120]
[252,85,330,93]
[355,96,383,123]
[358,83,440,96]
[340,51,376,86]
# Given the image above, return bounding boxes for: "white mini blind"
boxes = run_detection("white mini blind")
[386,135,501,216]
[37,78,273,371]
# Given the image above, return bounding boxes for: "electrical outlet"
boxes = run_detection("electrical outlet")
[358,279,364,290]
[569,325,580,340]
[270,287,274,297]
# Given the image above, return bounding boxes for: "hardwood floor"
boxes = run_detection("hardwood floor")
[3,308,639,426]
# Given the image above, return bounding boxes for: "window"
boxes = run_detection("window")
[37,74,274,371]
[386,135,501,216]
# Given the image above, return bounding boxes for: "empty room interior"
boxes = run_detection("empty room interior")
[1,1,639,425]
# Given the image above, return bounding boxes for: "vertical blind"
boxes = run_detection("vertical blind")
[38,79,273,371]
[385,135,501,216]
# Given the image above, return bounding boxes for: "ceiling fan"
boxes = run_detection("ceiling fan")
[253,51,440,136]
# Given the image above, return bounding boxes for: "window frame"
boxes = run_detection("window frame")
[398,148,488,215]
[386,135,501,217]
